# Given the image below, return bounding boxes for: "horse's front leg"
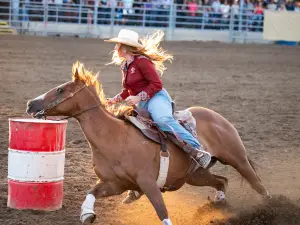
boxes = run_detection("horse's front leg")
[137,176,173,225]
[80,181,124,224]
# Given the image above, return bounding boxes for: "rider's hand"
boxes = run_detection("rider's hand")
[125,96,141,106]
[107,98,117,105]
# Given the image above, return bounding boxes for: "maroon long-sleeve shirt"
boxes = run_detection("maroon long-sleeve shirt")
[114,55,163,101]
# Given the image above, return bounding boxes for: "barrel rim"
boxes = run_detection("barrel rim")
[8,148,66,154]
[7,176,65,183]
[9,118,68,124]
[7,179,64,184]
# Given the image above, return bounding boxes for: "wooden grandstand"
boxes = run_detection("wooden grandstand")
[0,21,17,35]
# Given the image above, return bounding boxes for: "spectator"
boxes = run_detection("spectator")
[267,0,277,10]
[278,2,287,10]
[254,1,264,15]
[55,0,63,5]
[160,0,172,27]
[161,0,172,9]
[107,0,117,8]
[295,1,300,11]
[245,0,255,28]
[188,0,198,17]
[133,0,143,25]
[202,0,212,28]
[231,0,240,16]
[54,0,63,22]
[144,0,152,26]
[231,0,239,30]
[211,0,221,13]
[123,0,134,14]
[211,0,221,28]
[286,0,295,10]
[145,0,153,9]
[251,1,264,31]
[245,0,255,11]
[149,0,160,26]
[19,2,29,21]
[115,1,125,25]
[98,0,111,25]
[220,0,230,28]
[64,0,76,23]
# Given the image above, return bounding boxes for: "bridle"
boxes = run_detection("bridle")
[36,85,101,121]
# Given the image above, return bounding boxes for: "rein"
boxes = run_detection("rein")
[38,85,101,121]
[55,103,102,121]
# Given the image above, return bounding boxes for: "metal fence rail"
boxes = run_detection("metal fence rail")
[0,0,266,42]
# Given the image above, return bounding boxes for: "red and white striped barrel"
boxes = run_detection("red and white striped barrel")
[7,118,68,211]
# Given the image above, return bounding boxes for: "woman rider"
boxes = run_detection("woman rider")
[105,29,211,203]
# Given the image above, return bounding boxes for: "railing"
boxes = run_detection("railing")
[0,0,266,42]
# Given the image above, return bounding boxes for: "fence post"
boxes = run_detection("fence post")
[238,0,244,32]
[21,4,25,34]
[93,0,98,37]
[11,0,20,25]
[9,0,12,26]
[78,2,82,24]
[142,6,146,28]
[168,3,175,40]
[56,6,58,23]
[110,6,115,25]
[244,10,248,44]
[110,6,115,38]
[201,7,205,30]
[43,2,48,36]
[228,9,235,43]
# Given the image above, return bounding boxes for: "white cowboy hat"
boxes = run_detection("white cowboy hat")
[104,29,143,49]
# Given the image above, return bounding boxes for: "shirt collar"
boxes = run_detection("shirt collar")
[121,56,135,70]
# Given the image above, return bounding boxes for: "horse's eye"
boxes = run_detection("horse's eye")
[56,88,64,93]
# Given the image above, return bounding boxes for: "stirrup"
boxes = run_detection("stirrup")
[195,148,211,169]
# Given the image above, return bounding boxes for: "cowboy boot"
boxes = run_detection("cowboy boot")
[122,190,142,204]
[189,145,211,169]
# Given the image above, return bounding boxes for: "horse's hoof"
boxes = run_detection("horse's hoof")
[212,191,226,205]
[81,213,96,225]
[122,191,141,204]
[263,193,272,201]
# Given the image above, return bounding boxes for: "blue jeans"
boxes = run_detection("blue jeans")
[137,89,201,149]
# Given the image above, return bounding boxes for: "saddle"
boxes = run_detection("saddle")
[124,102,199,154]
[123,102,206,191]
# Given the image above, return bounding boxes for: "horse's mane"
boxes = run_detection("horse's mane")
[72,61,133,117]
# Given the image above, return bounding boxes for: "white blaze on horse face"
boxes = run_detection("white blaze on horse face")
[33,92,47,101]
[162,219,173,225]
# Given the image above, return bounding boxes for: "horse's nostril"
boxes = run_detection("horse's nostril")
[27,101,33,108]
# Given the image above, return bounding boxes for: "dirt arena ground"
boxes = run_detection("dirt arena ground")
[0,35,299,225]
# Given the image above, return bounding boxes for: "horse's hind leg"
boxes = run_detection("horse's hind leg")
[233,157,270,198]
[187,168,228,203]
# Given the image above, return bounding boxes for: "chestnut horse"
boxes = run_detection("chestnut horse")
[26,62,270,225]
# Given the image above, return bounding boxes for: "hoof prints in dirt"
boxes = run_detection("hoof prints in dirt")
[215,195,300,225]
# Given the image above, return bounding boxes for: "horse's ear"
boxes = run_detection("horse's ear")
[73,68,80,82]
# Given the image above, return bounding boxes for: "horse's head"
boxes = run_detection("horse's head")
[26,62,101,119]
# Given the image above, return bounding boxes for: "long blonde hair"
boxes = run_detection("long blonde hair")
[109,30,173,75]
